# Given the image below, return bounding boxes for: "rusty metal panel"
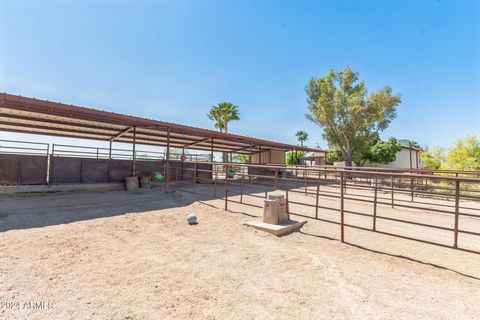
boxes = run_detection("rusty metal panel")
[82,159,109,183]
[248,166,276,177]
[0,154,47,185]
[51,157,82,184]
[0,154,20,185]
[20,155,48,184]
[50,157,131,184]
[178,162,194,180]
[108,159,132,182]
[197,163,213,181]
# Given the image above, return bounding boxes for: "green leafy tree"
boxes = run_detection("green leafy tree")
[420,147,445,170]
[232,153,249,164]
[286,151,304,165]
[446,135,480,170]
[305,66,401,166]
[418,135,479,171]
[207,102,240,162]
[326,148,343,165]
[354,137,402,166]
[295,130,309,146]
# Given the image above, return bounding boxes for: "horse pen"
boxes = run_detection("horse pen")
[2,156,480,318]
[1,93,480,319]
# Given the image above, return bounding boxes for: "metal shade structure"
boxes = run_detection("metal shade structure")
[0,93,323,155]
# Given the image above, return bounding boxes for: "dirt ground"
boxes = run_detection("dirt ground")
[1,183,480,319]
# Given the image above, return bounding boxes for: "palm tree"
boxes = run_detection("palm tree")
[409,140,423,150]
[295,130,309,146]
[207,102,240,133]
[207,102,240,162]
[207,107,225,132]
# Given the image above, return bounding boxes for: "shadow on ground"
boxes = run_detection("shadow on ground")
[300,230,480,281]
[0,179,281,232]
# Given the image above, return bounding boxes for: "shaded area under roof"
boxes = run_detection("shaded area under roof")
[0,93,324,154]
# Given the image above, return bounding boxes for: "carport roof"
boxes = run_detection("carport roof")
[0,93,324,154]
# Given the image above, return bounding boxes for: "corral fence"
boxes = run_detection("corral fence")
[0,140,49,185]
[0,140,211,185]
[171,162,480,255]
[2,139,480,255]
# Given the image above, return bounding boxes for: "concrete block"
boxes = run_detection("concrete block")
[268,194,288,223]
[263,199,280,224]
[243,220,307,236]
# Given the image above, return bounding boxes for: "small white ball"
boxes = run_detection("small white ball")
[187,213,197,225]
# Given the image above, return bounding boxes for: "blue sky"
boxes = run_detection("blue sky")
[0,0,479,150]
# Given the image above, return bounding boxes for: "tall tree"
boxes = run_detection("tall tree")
[207,102,240,162]
[207,102,239,133]
[420,147,445,170]
[286,151,304,165]
[408,140,422,150]
[295,130,309,146]
[446,135,480,170]
[207,107,225,132]
[305,66,401,166]
[354,137,402,166]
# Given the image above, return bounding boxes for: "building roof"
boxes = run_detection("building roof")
[398,139,422,151]
[400,144,422,152]
[0,93,324,154]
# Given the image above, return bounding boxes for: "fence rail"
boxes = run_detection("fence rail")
[170,162,480,255]
[2,140,480,254]
[0,139,49,156]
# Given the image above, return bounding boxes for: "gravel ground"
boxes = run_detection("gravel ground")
[1,184,479,319]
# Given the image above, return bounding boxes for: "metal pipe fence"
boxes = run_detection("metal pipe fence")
[172,162,480,255]
[51,144,165,160]
[2,140,480,254]
[0,139,49,156]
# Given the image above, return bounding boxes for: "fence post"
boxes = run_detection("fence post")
[193,163,198,193]
[240,173,244,203]
[285,189,290,218]
[17,158,22,184]
[453,180,460,249]
[79,159,84,183]
[45,144,50,184]
[175,168,178,192]
[214,167,217,198]
[304,171,307,195]
[373,177,378,231]
[315,183,320,219]
[340,171,345,242]
[224,165,228,210]
[391,175,394,208]
[410,175,414,202]
[48,144,55,185]
[274,169,278,189]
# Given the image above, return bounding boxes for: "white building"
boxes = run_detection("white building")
[375,139,422,169]
[332,139,423,169]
